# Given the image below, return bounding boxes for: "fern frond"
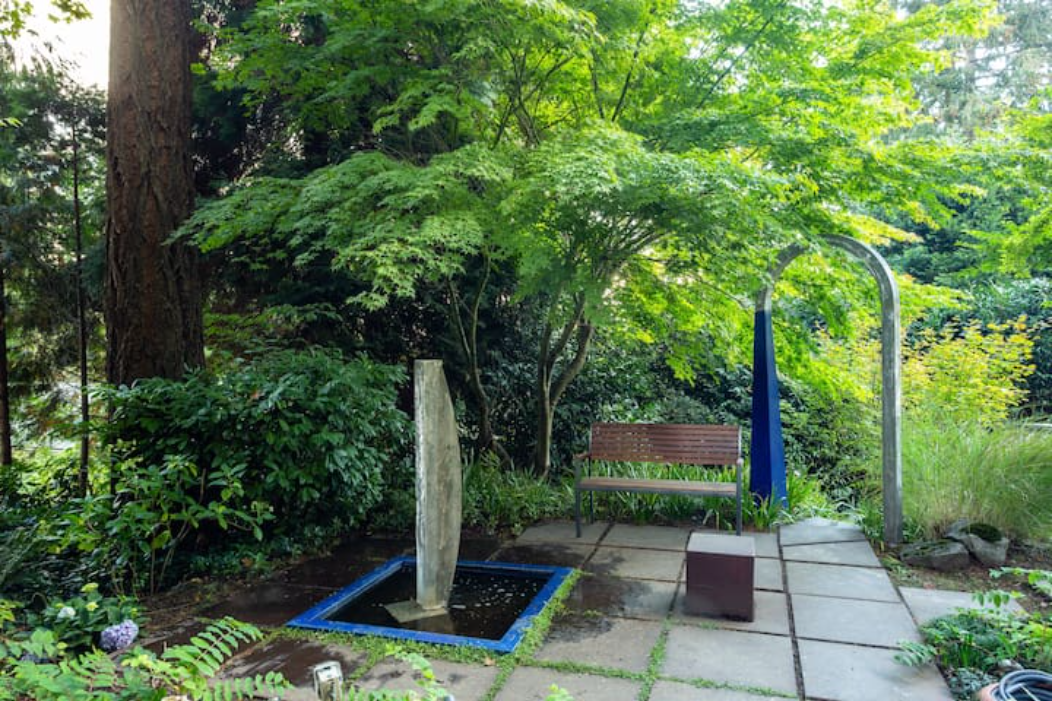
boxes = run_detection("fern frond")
[62,649,119,691]
[203,672,290,701]
[895,640,937,667]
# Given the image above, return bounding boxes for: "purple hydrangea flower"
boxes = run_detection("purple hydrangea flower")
[100,619,139,652]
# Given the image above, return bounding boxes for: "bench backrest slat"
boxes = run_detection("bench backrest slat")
[587,423,741,466]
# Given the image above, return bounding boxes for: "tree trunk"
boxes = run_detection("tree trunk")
[72,117,90,494]
[105,0,204,386]
[448,267,513,469]
[0,260,11,466]
[531,296,594,478]
[533,376,554,478]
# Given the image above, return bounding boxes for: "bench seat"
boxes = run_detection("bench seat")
[577,477,737,498]
[574,423,744,537]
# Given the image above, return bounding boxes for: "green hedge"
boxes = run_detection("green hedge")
[97,349,410,537]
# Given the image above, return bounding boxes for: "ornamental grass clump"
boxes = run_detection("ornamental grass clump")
[902,418,1052,541]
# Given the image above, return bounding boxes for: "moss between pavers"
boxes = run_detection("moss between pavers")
[659,674,797,699]
[637,617,671,700]
[255,561,799,701]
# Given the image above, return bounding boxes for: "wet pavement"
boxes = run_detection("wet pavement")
[154,519,970,700]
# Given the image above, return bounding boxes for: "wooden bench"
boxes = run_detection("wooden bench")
[574,423,744,537]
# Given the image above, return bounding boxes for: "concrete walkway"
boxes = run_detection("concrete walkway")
[190,518,980,700]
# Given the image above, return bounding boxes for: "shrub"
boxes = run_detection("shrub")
[96,349,410,539]
[0,500,99,603]
[24,583,140,653]
[993,567,1052,598]
[898,587,1052,701]
[902,418,1052,540]
[904,318,1034,427]
[64,454,272,594]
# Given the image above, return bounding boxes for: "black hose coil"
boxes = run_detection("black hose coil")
[988,670,1052,700]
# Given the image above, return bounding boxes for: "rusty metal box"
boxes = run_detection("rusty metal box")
[685,532,755,621]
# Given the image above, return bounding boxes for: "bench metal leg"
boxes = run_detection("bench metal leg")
[735,462,743,536]
[586,458,595,528]
[574,459,582,537]
[574,488,582,538]
[736,494,742,536]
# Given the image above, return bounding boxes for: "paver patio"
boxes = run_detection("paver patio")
[193,517,967,700]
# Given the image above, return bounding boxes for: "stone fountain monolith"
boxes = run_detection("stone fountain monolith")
[386,360,462,622]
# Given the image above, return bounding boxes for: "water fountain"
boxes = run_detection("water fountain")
[288,360,571,653]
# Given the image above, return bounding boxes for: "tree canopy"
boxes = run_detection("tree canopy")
[180,0,1017,473]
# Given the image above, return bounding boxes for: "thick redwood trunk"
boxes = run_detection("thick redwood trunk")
[0,262,11,466]
[105,0,203,385]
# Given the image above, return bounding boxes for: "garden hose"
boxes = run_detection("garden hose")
[988,670,1052,700]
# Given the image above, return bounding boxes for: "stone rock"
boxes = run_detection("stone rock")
[960,533,1009,568]
[944,521,1010,567]
[900,540,971,572]
[944,519,971,543]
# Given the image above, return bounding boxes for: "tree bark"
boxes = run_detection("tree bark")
[0,260,12,466]
[531,295,594,478]
[105,0,204,386]
[72,116,90,493]
[448,265,513,469]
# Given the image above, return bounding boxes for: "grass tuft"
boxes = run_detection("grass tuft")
[902,418,1052,540]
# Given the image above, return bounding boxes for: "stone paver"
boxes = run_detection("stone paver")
[662,627,797,696]
[792,593,920,647]
[563,574,677,619]
[755,557,784,591]
[781,540,882,568]
[673,588,790,636]
[204,582,333,627]
[219,638,367,701]
[799,639,953,701]
[602,523,692,550]
[751,531,780,558]
[536,615,663,672]
[277,536,413,589]
[355,658,499,701]
[900,586,1025,624]
[459,536,506,561]
[649,681,791,701]
[495,667,641,701]
[518,520,608,545]
[779,517,866,546]
[587,546,684,581]
[193,520,966,701]
[491,543,595,568]
[786,561,898,602]
[141,619,207,653]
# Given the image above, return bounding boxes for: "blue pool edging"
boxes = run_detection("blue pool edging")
[286,557,574,653]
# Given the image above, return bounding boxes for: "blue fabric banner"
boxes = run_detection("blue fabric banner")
[749,308,788,506]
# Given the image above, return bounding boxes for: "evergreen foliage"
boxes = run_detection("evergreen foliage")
[97,349,409,536]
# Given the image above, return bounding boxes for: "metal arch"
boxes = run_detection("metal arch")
[757,235,903,545]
